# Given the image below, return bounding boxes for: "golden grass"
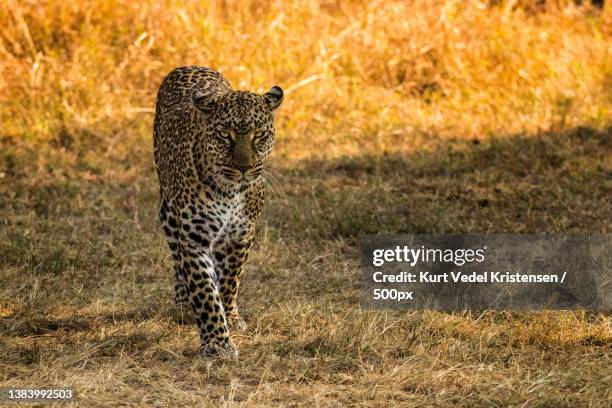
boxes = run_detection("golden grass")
[0,1,611,407]
[1,0,611,156]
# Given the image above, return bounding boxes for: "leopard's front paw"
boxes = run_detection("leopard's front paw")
[200,337,238,359]
[227,314,247,331]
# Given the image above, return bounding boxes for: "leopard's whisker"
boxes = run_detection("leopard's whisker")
[264,167,288,185]
[266,175,282,202]
[262,171,283,202]
[261,175,279,202]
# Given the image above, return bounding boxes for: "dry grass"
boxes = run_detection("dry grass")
[0,0,611,406]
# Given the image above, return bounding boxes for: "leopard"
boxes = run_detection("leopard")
[153,66,283,358]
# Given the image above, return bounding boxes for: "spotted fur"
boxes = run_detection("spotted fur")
[153,66,283,358]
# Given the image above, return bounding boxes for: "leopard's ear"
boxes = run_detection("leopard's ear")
[192,89,219,113]
[263,86,283,112]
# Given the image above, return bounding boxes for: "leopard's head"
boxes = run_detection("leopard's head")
[193,86,283,187]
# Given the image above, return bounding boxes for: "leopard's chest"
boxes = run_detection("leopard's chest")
[200,192,250,244]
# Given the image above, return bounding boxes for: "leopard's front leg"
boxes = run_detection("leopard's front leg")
[214,238,253,331]
[179,233,237,358]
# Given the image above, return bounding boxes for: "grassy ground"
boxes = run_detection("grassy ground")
[1,127,610,406]
[1,1,612,407]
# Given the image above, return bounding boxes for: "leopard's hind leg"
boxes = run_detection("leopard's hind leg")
[159,198,188,307]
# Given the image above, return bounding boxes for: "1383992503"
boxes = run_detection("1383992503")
[0,388,75,402]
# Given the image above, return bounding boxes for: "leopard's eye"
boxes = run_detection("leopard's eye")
[253,130,267,140]
[216,130,231,141]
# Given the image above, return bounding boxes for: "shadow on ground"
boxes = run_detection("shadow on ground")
[265,126,611,241]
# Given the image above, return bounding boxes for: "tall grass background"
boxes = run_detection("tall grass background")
[1,0,610,165]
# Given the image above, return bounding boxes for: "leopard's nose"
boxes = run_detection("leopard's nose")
[234,164,251,174]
